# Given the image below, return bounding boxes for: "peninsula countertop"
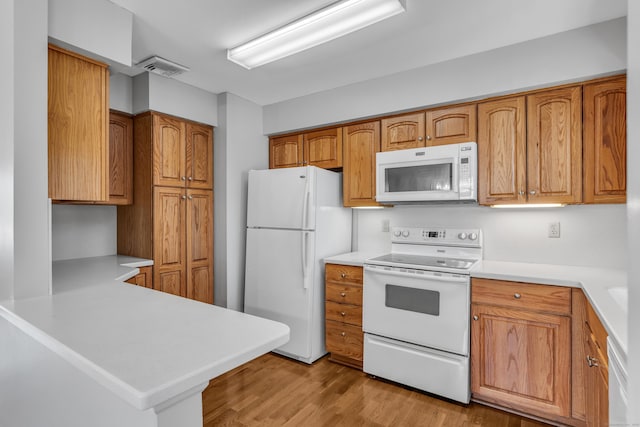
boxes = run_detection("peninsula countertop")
[0,255,290,411]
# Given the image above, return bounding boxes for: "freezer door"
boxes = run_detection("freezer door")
[245,228,316,359]
[247,167,316,230]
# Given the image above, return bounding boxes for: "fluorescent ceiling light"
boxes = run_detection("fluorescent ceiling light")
[490,204,566,209]
[227,0,406,69]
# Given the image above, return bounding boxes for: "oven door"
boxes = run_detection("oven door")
[363,264,470,355]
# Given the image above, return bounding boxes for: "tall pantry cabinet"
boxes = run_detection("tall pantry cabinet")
[118,111,214,304]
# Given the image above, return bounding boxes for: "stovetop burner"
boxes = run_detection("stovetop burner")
[368,253,478,271]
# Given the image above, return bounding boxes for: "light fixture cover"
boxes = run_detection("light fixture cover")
[227,0,406,69]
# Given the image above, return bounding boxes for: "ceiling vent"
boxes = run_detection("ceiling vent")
[135,56,190,78]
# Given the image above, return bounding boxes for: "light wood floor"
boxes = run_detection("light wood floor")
[203,353,551,426]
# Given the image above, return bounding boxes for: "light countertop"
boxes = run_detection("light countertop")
[325,252,627,358]
[0,255,290,411]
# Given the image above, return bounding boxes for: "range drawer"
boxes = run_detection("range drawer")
[326,282,362,305]
[472,278,571,315]
[326,263,363,285]
[326,301,362,326]
[326,320,363,362]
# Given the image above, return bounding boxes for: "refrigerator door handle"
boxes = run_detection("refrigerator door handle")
[301,231,310,289]
[301,167,311,230]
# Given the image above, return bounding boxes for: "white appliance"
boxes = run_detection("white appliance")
[376,142,477,204]
[608,337,628,425]
[244,166,352,364]
[363,226,482,403]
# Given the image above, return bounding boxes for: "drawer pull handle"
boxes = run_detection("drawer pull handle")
[340,311,346,316]
[514,293,521,299]
[341,332,346,337]
[340,292,346,297]
[341,273,347,278]
[473,315,479,321]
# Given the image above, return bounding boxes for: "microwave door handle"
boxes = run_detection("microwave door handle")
[451,160,459,193]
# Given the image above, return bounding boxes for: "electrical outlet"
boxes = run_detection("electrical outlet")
[548,222,560,238]
[382,219,390,232]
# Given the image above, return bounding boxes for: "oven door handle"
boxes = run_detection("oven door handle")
[364,265,468,283]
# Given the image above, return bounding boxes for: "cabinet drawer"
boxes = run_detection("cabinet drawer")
[472,278,571,315]
[325,264,363,285]
[326,320,363,361]
[585,301,608,356]
[326,282,362,305]
[326,301,362,326]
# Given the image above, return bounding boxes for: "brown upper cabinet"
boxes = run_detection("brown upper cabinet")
[269,128,342,169]
[425,104,477,146]
[342,122,381,207]
[153,113,213,190]
[478,86,582,205]
[99,111,133,205]
[48,44,109,202]
[381,112,426,151]
[583,76,626,204]
[381,105,476,151]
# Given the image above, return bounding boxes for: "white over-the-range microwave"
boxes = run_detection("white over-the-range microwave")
[376,142,477,204]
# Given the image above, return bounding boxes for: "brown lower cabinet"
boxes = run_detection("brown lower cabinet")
[325,264,364,369]
[124,266,153,289]
[471,278,608,426]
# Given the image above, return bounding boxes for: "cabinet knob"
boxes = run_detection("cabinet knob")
[529,190,537,196]
[514,293,521,299]
[418,136,424,141]
[473,315,479,321]
[188,195,193,200]
[341,273,346,278]
[518,190,525,196]
[340,292,346,297]
[181,176,186,181]
[340,311,346,317]
[586,355,600,367]
[181,195,187,200]
[426,135,432,141]
[341,332,346,337]
[188,176,193,181]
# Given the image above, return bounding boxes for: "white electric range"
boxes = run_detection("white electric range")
[363,226,482,404]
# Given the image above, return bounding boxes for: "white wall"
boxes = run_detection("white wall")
[263,18,626,134]
[0,0,15,301]
[214,93,268,310]
[51,205,117,261]
[626,0,639,423]
[48,0,132,67]
[133,73,218,126]
[110,73,133,114]
[355,204,626,269]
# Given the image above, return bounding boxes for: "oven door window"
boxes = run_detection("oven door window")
[385,163,452,193]
[385,284,440,316]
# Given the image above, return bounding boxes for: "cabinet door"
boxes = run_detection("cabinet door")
[425,104,477,146]
[186,122,214,190]
[125,266,153,288]
[270,134,303,168]
[381,112,426,151]
[471,304,571,419]
[153,114,186,187]
[104,111,133,205]
[477,97,527,205]
[153,186,186,297]
[303,128,343,168]
[583,76,626,204]
[48,45,109,202]
[526,86,582,204]
[186,189,214,304]
[343,122,381,207]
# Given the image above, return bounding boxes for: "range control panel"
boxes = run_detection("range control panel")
[391,227,482,247]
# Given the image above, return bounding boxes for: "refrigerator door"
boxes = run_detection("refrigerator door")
[245,228,316,360]
[247,167,316,230]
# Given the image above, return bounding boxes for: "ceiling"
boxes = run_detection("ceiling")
[108,0,627,106]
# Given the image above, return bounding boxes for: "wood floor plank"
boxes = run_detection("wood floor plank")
[203,353,551,427]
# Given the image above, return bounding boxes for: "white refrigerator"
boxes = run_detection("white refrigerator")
[244,166,352,364]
